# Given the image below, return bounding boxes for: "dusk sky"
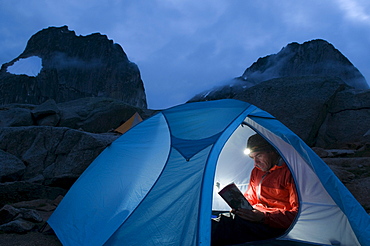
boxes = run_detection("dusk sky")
[1,0,370,109]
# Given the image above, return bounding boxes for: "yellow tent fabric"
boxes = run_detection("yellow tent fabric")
[115,112,143,134]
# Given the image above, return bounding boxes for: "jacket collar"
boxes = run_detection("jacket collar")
[269,158,285,172]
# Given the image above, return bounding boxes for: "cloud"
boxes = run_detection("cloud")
[48,52,103,69]
[337,0,370,23]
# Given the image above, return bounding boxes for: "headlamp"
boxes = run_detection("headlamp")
[244,148,251,155]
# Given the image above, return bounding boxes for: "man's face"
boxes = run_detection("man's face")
[249,151,276,172]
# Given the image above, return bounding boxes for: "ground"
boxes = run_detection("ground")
[0,232,62,246]
[0,205,62,246]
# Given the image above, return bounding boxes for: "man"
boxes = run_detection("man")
[211,134,299,245]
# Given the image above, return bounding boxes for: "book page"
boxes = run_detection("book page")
[218,183,253,210]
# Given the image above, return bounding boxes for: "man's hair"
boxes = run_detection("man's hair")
[247,134,275,154]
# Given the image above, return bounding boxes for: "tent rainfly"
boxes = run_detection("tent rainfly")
[48,99,370,246]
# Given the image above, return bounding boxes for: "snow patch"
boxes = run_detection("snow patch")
[7,56,42,77]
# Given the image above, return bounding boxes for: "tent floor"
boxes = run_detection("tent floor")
[237,240,320,245]
[212,211,318,246]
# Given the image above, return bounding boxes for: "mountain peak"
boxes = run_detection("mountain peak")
[188,39,368,103]
[241,39,368,90]
[21,26,129,63]
[0,26,147,108]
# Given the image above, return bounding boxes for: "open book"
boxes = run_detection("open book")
[218,182,253,210]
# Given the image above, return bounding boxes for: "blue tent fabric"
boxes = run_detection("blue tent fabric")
[48,99,370,246]
[171,132,222,161]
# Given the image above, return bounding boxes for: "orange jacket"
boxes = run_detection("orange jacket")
[244,162,299,229]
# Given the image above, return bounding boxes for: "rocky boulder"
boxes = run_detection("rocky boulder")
[0,126,119,189]
[317,89,370,148]
[230,76,370,148]
[0,182,65,209]
[233,76,350,146]
[321,156,370,211]
[0,196,63,234]
[0,26,147,108]
[0,96,157,208]
[0,149,26,182]
[55,97,152,133]
[0,106,34,127]
[0,97,155,133]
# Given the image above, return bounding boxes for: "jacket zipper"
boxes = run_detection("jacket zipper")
[257,172,269,201]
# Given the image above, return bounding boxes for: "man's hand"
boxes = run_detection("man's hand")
[233,208,265,223]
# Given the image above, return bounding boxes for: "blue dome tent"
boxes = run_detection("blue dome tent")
[48,99,370,245]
